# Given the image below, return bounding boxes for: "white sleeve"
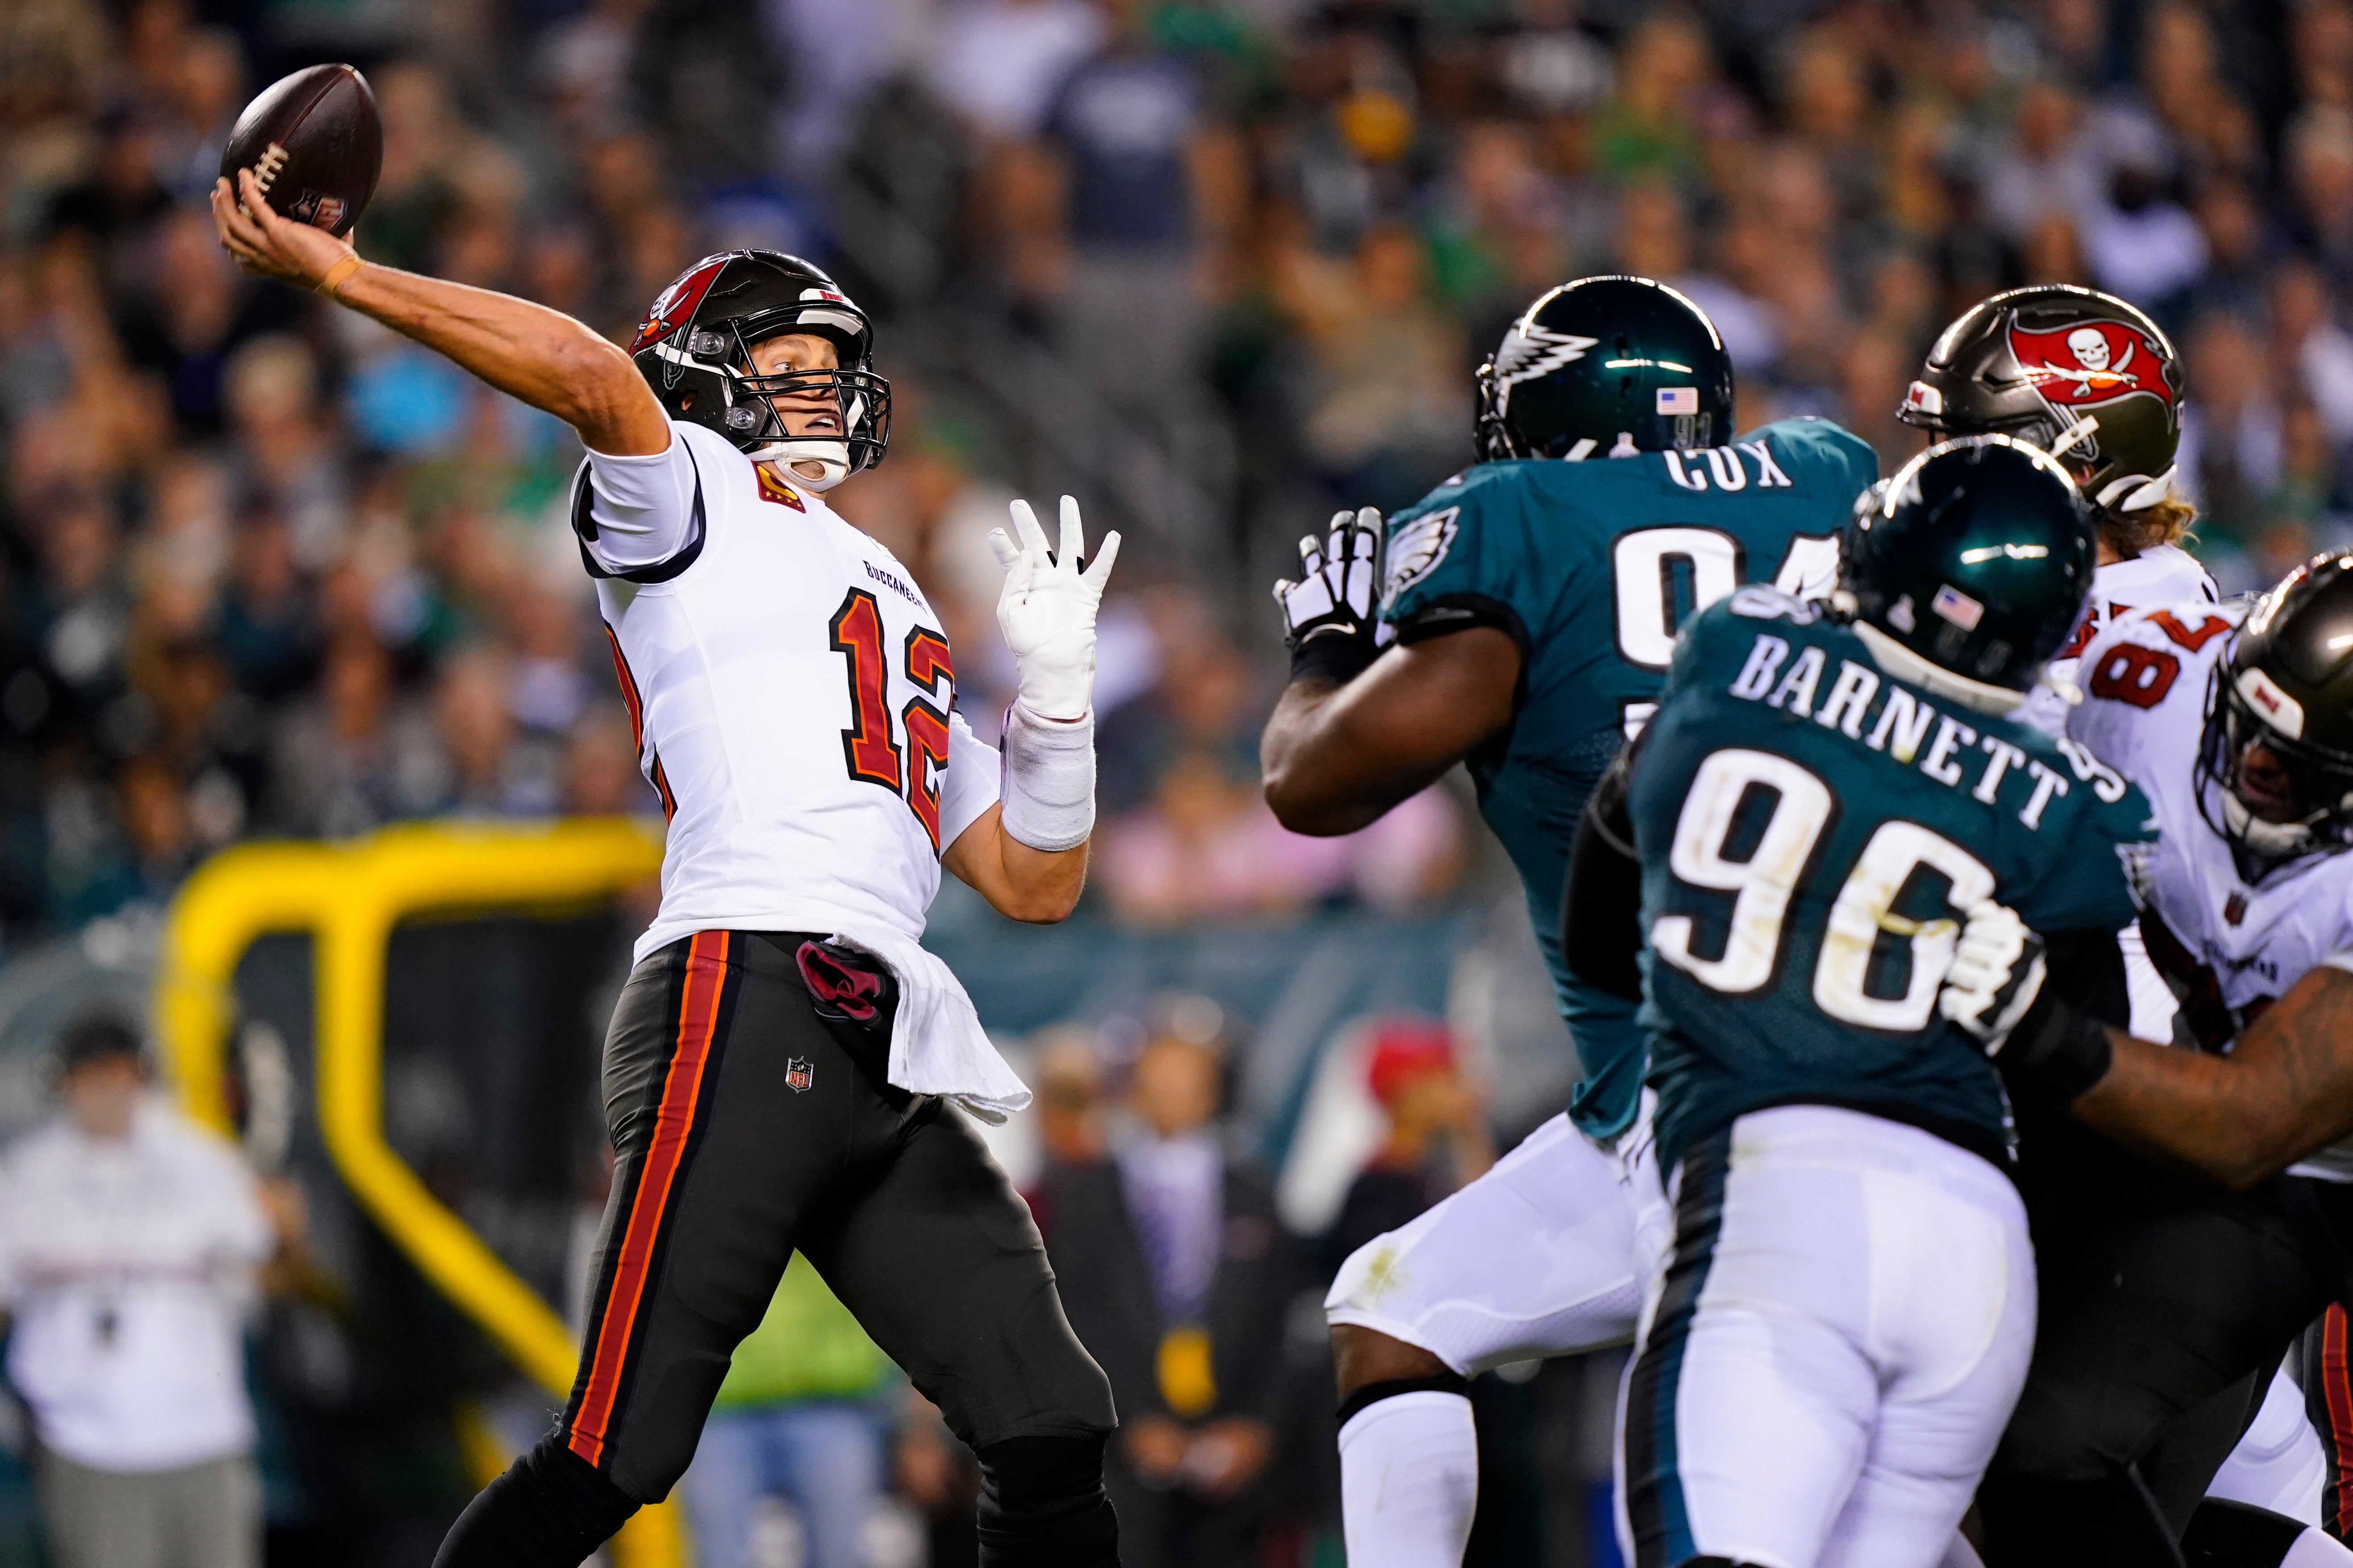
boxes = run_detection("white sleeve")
[574,423,707,580]
[940,707,1002,852]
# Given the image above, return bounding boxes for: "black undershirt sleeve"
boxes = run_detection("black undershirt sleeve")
[1561,734,1646,1005]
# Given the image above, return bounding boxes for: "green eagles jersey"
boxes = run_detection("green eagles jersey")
[1629,590,2154,1174]
[1380,417,1879,1139]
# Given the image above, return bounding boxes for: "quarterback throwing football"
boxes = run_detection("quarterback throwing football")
[212,174,1124,1567]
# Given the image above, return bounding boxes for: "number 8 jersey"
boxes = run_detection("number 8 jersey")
[574,421,1002,964]
[2070,599,2353,1180]
[1629,590,2155,1175]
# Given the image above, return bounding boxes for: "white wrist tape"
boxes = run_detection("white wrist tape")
[1000,701,1097,852]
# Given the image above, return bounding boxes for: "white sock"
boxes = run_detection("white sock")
[1339,1390,1478,1568]
[2286,1527,2353,1567]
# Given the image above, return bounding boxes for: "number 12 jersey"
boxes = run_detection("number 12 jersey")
[575,421,1002,963]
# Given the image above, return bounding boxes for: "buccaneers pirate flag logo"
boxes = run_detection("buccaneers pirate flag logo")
[2008,318,2180,416]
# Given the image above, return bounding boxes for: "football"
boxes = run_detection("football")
[218,63,382,240]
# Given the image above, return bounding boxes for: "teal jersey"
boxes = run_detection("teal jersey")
[1380,418,1879,1139]
[1629,590,2155,1174]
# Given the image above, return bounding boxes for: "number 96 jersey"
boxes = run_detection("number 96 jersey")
[1630,591,2155,1176]
[575,421,1002,964]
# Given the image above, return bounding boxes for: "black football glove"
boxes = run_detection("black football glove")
[1938,900,2113,1102]
[1273,507,1386,684]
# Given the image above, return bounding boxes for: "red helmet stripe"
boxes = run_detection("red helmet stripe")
[629,255,731,356]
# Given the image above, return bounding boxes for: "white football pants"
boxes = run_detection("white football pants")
[1326,1100,1671,1372]
[1618,1104,2036,1568]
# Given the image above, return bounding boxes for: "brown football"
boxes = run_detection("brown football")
[219,63,382,240]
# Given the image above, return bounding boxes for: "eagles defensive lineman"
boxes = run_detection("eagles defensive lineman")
[211,178,1128,1564]
[1610,438,2150,1568]
[1258,275,1876,1568]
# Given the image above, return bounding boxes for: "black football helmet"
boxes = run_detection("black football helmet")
[1897,284,2180,521]
[2197,554,2353,865]
[1840,435,2096,714]
[628,249,890,488]
[1473,275,1734,461]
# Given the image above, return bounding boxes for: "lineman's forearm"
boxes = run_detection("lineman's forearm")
[1260,679,1404,836]
[2070,1035,2285,1187]
[331,262,668,455]
[2071,1025,2350,1188]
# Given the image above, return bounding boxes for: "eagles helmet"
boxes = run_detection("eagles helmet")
[1839,436,2096,715]
[1473,276,1734,462]
[2197,554,2353,865]
[1897,285,2181,520]
[628,249,891,489]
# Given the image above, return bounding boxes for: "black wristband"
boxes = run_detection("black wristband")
[2004,994,2115,1103]
[1289,630,1379,687]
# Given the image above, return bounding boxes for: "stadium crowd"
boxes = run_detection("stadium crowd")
[0,0,2349,1564]
[0,0,2344,945]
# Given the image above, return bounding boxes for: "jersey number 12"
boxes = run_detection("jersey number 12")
[830,588,954,851]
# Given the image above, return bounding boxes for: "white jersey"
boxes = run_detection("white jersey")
[2070,600,2353,1181]
[2021,543,2216,737]
[578,421,1001,963]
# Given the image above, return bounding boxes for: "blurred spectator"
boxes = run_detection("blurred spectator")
[1030,1000,1299,1568]
[0,1013,272,1568]
[678,1254,898,1568]
[1027,0,1243,419]
[927,0,1106,141]
[1986,80,2102,247]
[1324,1018,1493,1272]
[2179,312,2285,543]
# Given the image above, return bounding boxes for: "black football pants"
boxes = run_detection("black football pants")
[438,929,1118,1566]
[1978,1111,2339,1567]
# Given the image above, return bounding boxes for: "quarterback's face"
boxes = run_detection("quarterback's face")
[748,332,844,442]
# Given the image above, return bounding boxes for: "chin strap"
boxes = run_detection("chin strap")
[1850,621,2032,716]
[750,443,849,491]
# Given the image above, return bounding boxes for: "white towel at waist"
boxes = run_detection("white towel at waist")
[829,923,1031,1123]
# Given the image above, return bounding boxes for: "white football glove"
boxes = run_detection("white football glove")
[1938,900,2050,1054]
[989,495,1120,722]
[1272,507,1385,651]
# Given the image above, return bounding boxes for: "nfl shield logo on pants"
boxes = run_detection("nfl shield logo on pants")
[785,1057,814,1093]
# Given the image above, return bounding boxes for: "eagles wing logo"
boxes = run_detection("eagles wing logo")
[1490,325,1599,412]
[2007,319,2178,413]
[1383,506,1460,608]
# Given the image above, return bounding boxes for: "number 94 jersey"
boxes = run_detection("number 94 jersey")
[1630,591,2154,1175]
[1381,416,1878,1140]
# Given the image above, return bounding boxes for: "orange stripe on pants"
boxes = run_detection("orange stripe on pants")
[2327,1303,2353,1535]
[567,930,731,1468]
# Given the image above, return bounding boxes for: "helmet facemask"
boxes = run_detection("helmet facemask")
[684,320,890,492]
[2197,664,2353,868]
